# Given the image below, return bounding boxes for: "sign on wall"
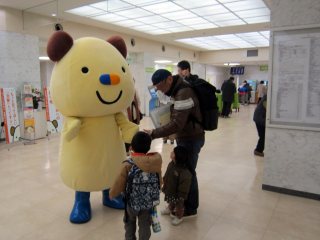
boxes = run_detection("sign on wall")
[44,87,63,133]
[0,88,21,144]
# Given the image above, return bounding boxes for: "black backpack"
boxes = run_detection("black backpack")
[176,76,219,131]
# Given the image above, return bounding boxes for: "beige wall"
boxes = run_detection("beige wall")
[199,47,269,65]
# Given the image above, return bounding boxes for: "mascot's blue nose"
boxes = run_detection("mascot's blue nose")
[99,73,120,85]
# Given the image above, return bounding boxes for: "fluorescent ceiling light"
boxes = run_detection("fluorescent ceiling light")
[116,8,152,18]
[93,13,126,23]
[177,17,209,25]
[173,0,219,8]
[136,15,168,24]
[123,0,166,6]
[205,12,238,22]
[244,15,270,24]
[132,25,158,31]
[167,26,193,32]
[155,60,172,64]
[114,20,144,27]
[235,7,270,18]
[66,6,104,16]
[152,21,182,28]
[143,2,183,14]
[39,56,50,61]
[91,1,132,12]
[191,5,229,16]
[51,13,56,17]
[161,10,197,20]
[191,23,217,30]
[224,0,266,11]
[215,19,246,27]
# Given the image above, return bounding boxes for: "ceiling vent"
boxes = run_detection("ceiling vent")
[247,49,258,57]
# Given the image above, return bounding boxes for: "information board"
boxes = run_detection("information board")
[269,28,320,129]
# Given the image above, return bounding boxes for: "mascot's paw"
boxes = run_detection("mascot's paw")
[70,192,91,224]
[103,189,125,209]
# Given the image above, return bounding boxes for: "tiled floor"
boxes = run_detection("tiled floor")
[1,105,320,240]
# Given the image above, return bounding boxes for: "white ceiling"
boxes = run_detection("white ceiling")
[0,0,271,51]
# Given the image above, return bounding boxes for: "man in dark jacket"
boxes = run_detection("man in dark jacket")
[221,76,236,118]
[253,95,267,157]
[145,69,205,218]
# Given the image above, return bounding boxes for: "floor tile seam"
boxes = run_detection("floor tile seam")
[260,195,281,240]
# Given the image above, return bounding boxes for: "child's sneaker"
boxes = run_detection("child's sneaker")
[161,206,171,215]
[171,216,183,226]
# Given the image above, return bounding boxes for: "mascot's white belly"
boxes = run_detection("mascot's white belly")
[60,115,126,191]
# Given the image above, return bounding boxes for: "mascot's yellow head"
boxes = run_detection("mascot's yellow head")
[47,31,134,117]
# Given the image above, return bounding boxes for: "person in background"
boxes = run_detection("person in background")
[243,80,252,105]
[253,95,267,157]
[221,76,236,118]
[257,80,267,103]
[145,69,204,218]
[161,146,192,226]
[177,60,198,83]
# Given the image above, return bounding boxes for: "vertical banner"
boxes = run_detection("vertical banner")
[23,84,35,140]
[0,88,21,144]
[44,87,63,133]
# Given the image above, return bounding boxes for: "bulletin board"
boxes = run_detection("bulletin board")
[268,28,320,130]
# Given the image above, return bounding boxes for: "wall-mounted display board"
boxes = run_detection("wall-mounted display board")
[269,28,320,130]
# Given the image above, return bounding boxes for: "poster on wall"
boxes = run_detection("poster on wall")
[44,87,63,133]
[0,88,21,144]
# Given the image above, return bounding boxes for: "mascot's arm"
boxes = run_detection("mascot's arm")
[115,112,139,143]
[63,116,82,142]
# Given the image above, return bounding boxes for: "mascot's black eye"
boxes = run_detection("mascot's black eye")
[122,67,126,73]
[81,67,89,74]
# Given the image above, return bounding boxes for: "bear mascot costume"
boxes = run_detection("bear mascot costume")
[47,31,138,223]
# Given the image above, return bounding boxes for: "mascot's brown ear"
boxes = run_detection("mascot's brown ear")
[107,36,127,58]
[47,31,73,62]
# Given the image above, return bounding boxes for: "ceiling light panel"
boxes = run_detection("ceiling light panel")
[224,0,267,11]
[161,10,197,20]
[136,15,168,24]
[90,1,133,12]
[114,19,144,27]
[235,7,270,18]
[191,5,229,16]
[142,2,183,14]
[177,17,209,25]
[204,12,238,22]
[132,25,158,31]
[115,8,152,18]
[92,13,126,22]
[173,0,219,8]
[152,21,183,28]
[122,0,166,6]
[191,23,218,30]
[243,15,270,24]
[66,6,104,16]
[215,19,246,27]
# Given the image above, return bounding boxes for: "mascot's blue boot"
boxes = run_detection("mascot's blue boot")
[102,189,125,209]
[70,191,91,224]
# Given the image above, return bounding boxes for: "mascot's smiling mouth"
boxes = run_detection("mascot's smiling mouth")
[96,90,122,104]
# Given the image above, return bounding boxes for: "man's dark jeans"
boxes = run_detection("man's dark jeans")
[255,123,265,153]
[176,138,205,214]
